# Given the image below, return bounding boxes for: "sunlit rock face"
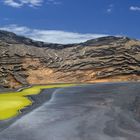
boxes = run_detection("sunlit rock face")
[0,30,140,88]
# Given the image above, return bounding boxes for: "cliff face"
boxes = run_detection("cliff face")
[0,30,140,88]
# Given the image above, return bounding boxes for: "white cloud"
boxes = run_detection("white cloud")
[130,6,140,11]
[46,0,61,5]
[3,0,61,7]
[0,24,108,44]
[107,4,114,13]
[3,0,43,8]
[107,8,112,13]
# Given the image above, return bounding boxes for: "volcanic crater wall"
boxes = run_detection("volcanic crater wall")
[0,31,140,88]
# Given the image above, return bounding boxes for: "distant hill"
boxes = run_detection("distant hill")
[0,30,140,88]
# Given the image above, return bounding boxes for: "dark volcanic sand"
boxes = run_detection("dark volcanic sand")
[0,88,57,132]
[0,82,140,140]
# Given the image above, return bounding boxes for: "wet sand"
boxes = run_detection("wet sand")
[0,82,140,140]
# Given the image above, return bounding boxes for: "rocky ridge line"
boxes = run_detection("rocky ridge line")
[0,30,140,88]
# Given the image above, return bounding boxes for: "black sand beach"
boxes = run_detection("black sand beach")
[0,88,56,132]
[0,82,140,140]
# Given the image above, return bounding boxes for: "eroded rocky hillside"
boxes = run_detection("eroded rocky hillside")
[0,30,140,88]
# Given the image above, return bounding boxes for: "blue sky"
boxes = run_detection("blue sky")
[0,0,140,44]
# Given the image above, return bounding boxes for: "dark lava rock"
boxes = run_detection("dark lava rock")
[0,30,140,88]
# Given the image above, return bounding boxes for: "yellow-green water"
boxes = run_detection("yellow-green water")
[0,84,76,121]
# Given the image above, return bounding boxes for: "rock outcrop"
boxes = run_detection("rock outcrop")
[0,30,140,88]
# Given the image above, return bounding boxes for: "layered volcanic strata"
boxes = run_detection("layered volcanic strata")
[0,30,140,88]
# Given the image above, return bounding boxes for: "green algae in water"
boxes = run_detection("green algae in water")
[0,84,76,120]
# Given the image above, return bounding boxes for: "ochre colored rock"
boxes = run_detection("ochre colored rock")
[0,31,140,88]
